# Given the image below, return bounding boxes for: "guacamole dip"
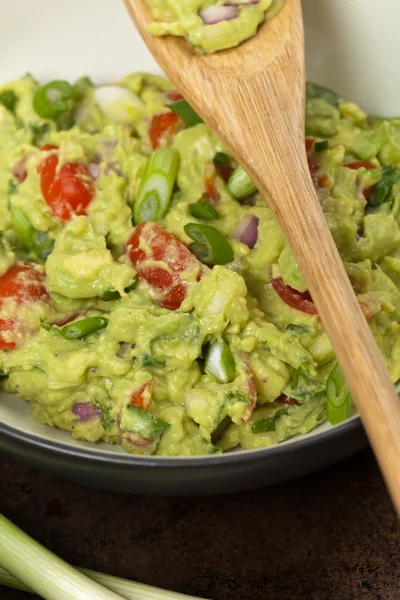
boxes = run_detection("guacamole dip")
[146,0,283,53]
[0,74,399,456]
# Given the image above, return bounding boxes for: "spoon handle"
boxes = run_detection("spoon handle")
[219,73,400,516]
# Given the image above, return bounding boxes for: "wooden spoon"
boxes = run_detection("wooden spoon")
[125,0,400,513]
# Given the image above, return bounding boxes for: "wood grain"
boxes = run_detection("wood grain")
[124,0,400,515]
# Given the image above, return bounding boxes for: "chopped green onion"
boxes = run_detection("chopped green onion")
[124,405,169,441]
[226,391,250,405]
[368,165,400,207]
[0,513,125,599]
[11,208,54,262]
[11,208,32,248]
[0,90,17,113]
[227,166,257,199]
[213,152,230,167]
[314,140,329,152]
[61,317,109,340]
[286,324,311,335]
[134,148,179,223]
[33,80,73,119]
[7,179,18,197]
[169,99,203,127]
[326,363,353,425]
[72,76,93,100]
[29,122,53,146]
[57,111,76,131]
[305,81,341,108]
[100,280,136,301]
[188,203,219,221]
[252,410,288,434]
[184,223,233,265]
[205,338,235,383]
[140,353,166,367]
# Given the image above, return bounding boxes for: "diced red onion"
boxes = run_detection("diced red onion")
[88,162,101,180]
[200,5,238,24]
[233,215,259,248]
[72,402,102,421]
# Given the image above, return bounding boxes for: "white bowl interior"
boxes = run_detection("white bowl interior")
[3,0,396,453]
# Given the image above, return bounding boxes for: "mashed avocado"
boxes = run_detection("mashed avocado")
[0,73,400,456]
[146,0,284,53]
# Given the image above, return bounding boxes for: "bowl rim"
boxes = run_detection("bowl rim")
[0,414,362,467]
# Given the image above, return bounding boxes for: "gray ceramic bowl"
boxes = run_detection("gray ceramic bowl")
[3,0,394,494]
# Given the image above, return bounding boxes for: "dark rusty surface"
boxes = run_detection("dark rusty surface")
[0,448,399,600]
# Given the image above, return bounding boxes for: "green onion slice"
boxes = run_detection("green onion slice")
[227,166,257,199]
[0,90,17,113]
[326,363,353,425]
[72,76,93,100]
[368,165,400,207]
[134,149,179,223]
[204,338,235,383]
[61,317,109,340]
[184,223,233,265]
[33,80,73,119]
[305,81,341,108]
[11,208,54,262]
[252,410,288,434]
[100,280,136,301]
[169,99,203,127]
[188,202,219,221]
[314,140,329,152]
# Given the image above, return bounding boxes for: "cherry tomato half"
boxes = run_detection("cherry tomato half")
[271,276,317,315]
[149,112,181,150]
[127,222,204,310]
[38,150,95,221]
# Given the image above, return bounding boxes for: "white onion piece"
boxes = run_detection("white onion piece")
[93,85,144,124]
[88,162,101,180]
[233,215,259,248]
[200,5,238,24]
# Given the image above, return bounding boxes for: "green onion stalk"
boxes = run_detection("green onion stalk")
[0,513,206,600]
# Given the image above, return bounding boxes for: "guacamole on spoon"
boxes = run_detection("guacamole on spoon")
[146,0,284,53]
[0,73,399,456]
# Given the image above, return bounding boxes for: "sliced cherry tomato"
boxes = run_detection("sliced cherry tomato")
[149,112,181,150]
[271,277,317,315]
[0,265,47,303]
[127,222,204,310]
[41,144,58,151]
[0,319,16,350]
[203,163,220,203]
[130,380,153,411]
[0,264,48,350]
[166,90,183,102]
[38,152,95,221]
[305,138,316,152]
[345,161,376,170]
[278,394,300,406]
